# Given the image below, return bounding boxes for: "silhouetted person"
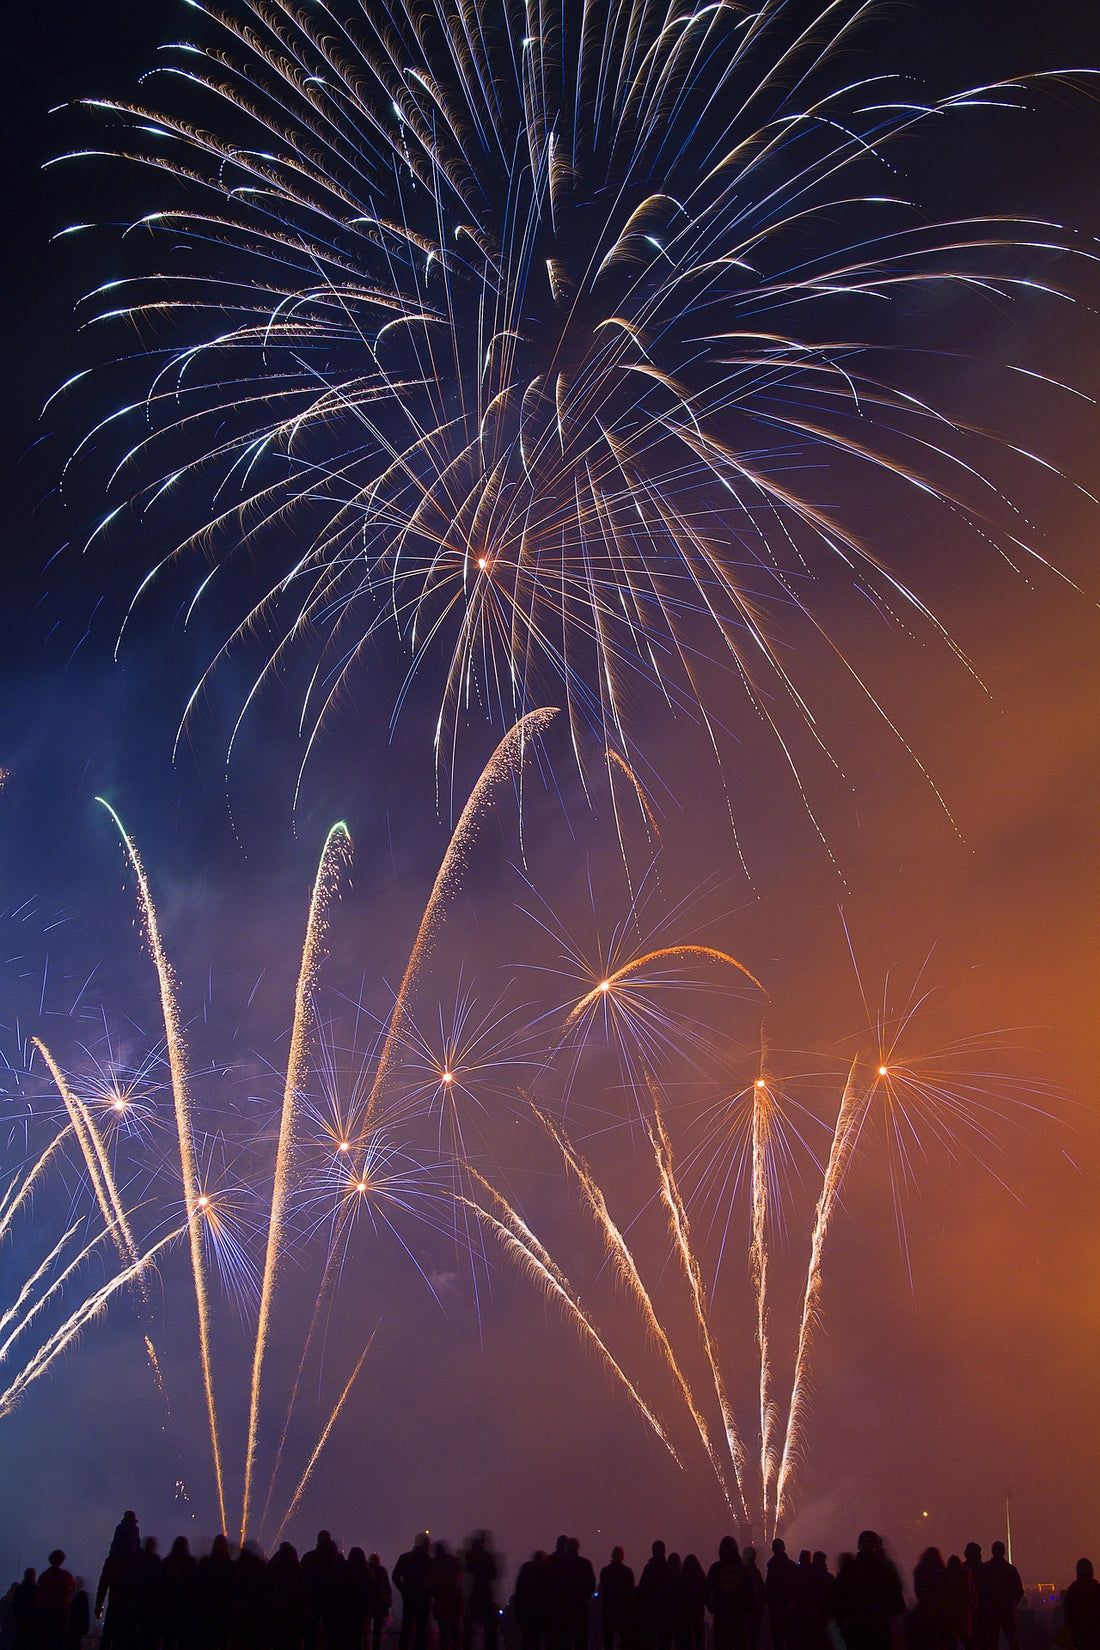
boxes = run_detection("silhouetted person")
[133,1539,163,1650]
[797,1554,833,1650]
[832,1532,904,1650]
[38,1554,75,1650]
[302,1533,340,1650]
[939,1558,971,1650]
[982,1546,1022,1650]
[742,1552,766,1650]
[561,1542,595,1650]
[514,1553,548,1650]
[98,1519,144,1650]
[766,1542,800,1650]
[233,1547,269,1650]
[13,1572,39,1650]
[394,1534,432,1650]
[1064,1560,1100,1650]
[368,1555,392,1650]
[160,1540,197,1650]
[196,1537,237,1650]
[677,1557,706,1650]
[66,1582,89,1650]
[464,1532,500,1650]
[962,1547,988,1650]
[598,1550,634,1650]
[706,1538,749,1650]
[266,1544,304,1650]
[429,1543,463,1650]
[111,1521,142,1565]
[912,1550,948,1650]
[638,1543,675,1650]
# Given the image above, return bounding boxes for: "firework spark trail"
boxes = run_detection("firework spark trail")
[256,714,554,1514]
[0,1226,184,1419]
[270,1333,376,1549]
[0,1224,125,1366]
[242,821,352,1543]
[0,1223,82,1345]
[644,1091,751,1529]
[774,1057,870,1527]
[33,1040,150,1293]
[0,1125,75,1241]
[95,799,227,1533]
[750,1075,781,1537]
[460,1173,680,1465]
[533,1108,730,1506]
[363,708,557,1126]
[561,945,764,1034]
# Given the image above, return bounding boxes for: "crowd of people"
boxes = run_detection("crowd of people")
[5,1517,1098,1650]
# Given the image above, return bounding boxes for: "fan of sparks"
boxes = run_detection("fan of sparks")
[58,0,1091,784]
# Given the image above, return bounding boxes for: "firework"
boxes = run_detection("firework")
[57,0,1092,815]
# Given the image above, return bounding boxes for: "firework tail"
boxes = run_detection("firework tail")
[461,1174,681,1466]
[644,1086,752,1529]
[0,1124,75,1241]
[561,945,765,1034]
[534,1108,731,1507]
[0,1224,127,1365]
[242,822,352,1542]
[751,1073,781,1537]
[96,799,228,1533]
[0,1223,82,1346]
[0,1226,184,1419]
[34,1041,145,1281]
[363,709,557,1126]
[270,1333,376,1548]
[774,1057,869,1527]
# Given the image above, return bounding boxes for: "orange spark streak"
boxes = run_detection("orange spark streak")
[751,1078,780,1537]
[270,1334,376,1548]
[645,1095,751,1527]
[562,945,765,1030]
[461,1175,681,1465]
[0,1125,75,1240]
[95,798,227,1533]
[774,1059,869,1526]
[535,1110,729,1503]
[242,822,352,1543]
[364,708,557,1125]
[0,1226,184,1419]
[33,1041,144,1283]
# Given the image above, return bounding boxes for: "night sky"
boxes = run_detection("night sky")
[1,0,1098,1602]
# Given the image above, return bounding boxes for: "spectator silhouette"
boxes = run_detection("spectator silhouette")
[982,1545,1023,1650]
[912,1549,947,1650]
[368,1555,392,1650]
[797,1553,834,1650]
[464,1531,500,1650]
[742,1551,766,1650]
[266,1544,304,1650]
[514,1553,548,1650]
[38,1554,74,1650]
[598,1549,633,1650]
[832,1532,904,1650]
[160,1539,197,1650]
[394,1533,432,1650]
[677,1556,706,1650]
[12,1572,38,1650]
[706,1538,749,1650]
[766,1541,800,1650]
[430,1543,463,1650]
[638,1542,675,1650]
[1064,1560,1100,1650]
[66,1582,89,1650]
[97,1518,143,1650]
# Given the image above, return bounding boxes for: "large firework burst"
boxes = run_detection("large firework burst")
[58,0,1092,798]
